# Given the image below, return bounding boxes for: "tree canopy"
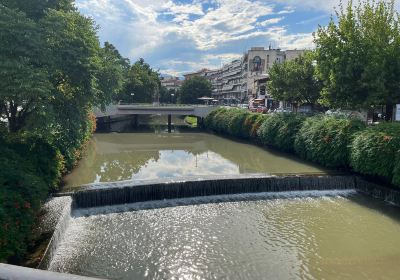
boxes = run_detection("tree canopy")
[118,58,160,103]
[178,76,212,104]
[267,51,322,108]
[315,0,400,112]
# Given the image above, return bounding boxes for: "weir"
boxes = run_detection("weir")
[72,175,356,208]
[38,197,73,269]
[3,174,400,279]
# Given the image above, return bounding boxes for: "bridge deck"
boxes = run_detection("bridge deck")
[94,104,218,118]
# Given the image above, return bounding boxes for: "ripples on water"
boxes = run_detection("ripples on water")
[49,192,400,280]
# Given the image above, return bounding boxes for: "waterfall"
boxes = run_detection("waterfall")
[355,177,400,206]
[38,197,73,269]
[73,175,357,209]
[37,174,400,272]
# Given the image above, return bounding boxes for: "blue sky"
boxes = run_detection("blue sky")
[74,0,360,76]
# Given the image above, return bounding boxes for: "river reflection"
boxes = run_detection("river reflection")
[63,132,326,190]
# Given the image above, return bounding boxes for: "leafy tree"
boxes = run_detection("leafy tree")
[267,51,322,110]
[0,0,130,263]
[118,58,160,103]
[315,0,400,118]
[1,0,74,20]
[159,87,177,103]
[178,76,212,104]
[96,42,130,108]
[0,5,51,132]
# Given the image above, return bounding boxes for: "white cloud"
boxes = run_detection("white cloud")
[258,17,284,27]
[159,52,244,76]
[273,0,400,13]
[162,1,204,15]
[76,0,320,74]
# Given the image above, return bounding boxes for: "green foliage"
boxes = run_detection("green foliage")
[393,155,400,187]
[267,51,321,108]
[315,0,400,109]
[0,1,127,262]
[249,114,269,139]
[96,42,130,108]
[0,138,60,262]
[204,107,228,133]
[6,134,65,190]
[0,5,51,132]
[178,76,212,104]
[350,122,400,184]
[243,113,266,139]
[258,113,306,152]
[227,110,251,138]
[159,87,177,104]
[118,58,160,103]
[294,116,365,168]
[184,116,198,128]
[205,108,268,140]
[2,0,74,20]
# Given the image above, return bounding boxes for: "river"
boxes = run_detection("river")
[49,191,400,280]
[63,132,327,191]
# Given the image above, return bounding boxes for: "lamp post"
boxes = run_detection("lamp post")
[130,93,135,104]
[171,93,175,104]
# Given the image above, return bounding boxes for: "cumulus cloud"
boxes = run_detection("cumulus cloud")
[76,0,330,74]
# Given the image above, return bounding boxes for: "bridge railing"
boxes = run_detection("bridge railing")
[117,103,216,107]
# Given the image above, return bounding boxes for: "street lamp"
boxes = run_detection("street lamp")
[130,93,135,104]
[170,93,175,104]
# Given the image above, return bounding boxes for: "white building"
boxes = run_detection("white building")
[186,46,306,105]
[161,76,182,91]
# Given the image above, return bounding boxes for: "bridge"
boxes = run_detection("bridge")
[94,104,218,132]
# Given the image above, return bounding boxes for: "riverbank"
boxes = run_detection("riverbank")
[204,108,400,188]
[0,113,96,264]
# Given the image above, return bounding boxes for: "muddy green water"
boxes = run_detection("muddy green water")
[49,192,400,280]
[63,132,326,191]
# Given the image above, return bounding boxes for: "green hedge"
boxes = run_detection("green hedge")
[351,123,400,184]
[227,110,251,138]
[245,113,269,139]
[0,113,94,262]
[294,116,365,168]
[205,109,400,187]
[205,108,268,139]
[258,113,305,152]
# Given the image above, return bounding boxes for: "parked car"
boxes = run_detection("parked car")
[256,106,268,114]
[238,103,248,109]
[249,106,258,113]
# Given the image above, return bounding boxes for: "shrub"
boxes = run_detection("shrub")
[393,155,400,187]
[0,144,48,262]
[227,109,250,138]
[0,133,66,262]
[350,122,400,186]
[258,113,306,152]
[242,113,266,139]
[6,134,65,191]
[205,108,268,140]
[205,108,228,133]
[294,116,365,168]
[250,114,268,139]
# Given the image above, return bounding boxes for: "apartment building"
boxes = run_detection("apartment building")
[161,76,182,91]
[184,46,306,105]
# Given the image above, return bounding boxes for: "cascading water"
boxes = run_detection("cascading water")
[38,197,73,269]
[72,175,357,209]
